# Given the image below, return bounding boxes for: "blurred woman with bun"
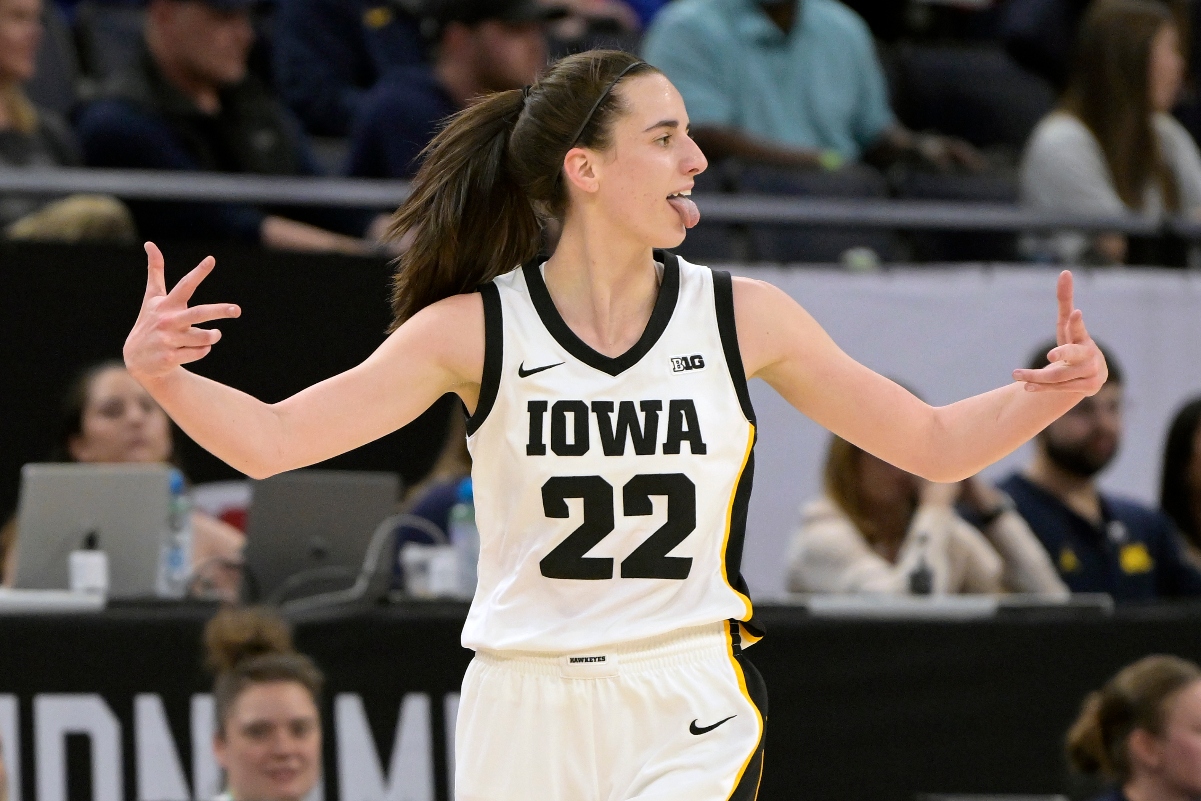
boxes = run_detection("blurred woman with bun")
[205,607,323,801]
[1067,654,1201,801]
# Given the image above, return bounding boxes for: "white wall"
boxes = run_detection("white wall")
[732,265,1201,599]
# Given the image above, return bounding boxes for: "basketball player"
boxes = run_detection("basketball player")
[123,51,1106,800]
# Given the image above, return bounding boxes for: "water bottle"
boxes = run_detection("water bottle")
[156,469,193,598]
[448,477,479,598]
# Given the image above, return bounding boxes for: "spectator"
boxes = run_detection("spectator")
[272,0,426,137]
[1067,654,1201,801]
[1020,0,1201,265]
[998,342,1201,600]
[0,0,134,242]
[347,0,563,180]
[76,0,381,251]
[786,433,1067,596]
[205,606,323,801]
[0,361,244,599]
[1159,395,1201,566]
[640,0,983,173]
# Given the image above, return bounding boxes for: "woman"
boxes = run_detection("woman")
[205,607,322,801]
[788,434,1067,596]
[0,0,133,241]
[1067,654,1201,801]
[0,361,244,598]
[123,50,1106,799]
[1159,395,1201,565]
[1020,0,1200,265]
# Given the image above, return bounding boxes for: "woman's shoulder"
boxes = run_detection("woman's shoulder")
[1026,111,1099,152]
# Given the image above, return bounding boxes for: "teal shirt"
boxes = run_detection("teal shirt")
[641,0,895,162]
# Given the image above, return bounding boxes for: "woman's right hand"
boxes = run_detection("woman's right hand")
[123,242,241,381]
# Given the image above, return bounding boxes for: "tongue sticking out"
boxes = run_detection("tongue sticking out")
[667,195,701,229]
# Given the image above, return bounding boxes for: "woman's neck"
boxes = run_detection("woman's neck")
[1124,772,1194,801]
[542,214,660,358]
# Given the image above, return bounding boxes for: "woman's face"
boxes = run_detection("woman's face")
[1150,23,1185,114]
[68,367,174,464]
[1134,680,1201,794]
[856,451,917,510]
[0,0,41,84]
[214,682,321,801]
[567,73,708,249]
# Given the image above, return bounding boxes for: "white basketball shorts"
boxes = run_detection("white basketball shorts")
[453,621,767,801]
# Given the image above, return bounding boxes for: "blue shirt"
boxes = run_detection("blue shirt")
[347,67,457,180]
[999,474,1201,601]
[272,0,426,136]
[641,0,896,161]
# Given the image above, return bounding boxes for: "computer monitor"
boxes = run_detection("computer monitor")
[13,463,171,597]
[242,470,400,603]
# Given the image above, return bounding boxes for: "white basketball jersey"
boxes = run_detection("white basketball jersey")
[461,252,760,653]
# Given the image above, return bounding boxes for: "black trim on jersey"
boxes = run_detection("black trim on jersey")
[712,270,756,425]
[521,250,680,377]
[465,282,503,436]
[728,637,768,801]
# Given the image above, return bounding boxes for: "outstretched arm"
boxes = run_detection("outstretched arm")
[124,243,483,479]
[735,271,1106,483]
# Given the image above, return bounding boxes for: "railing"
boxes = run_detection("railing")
[0,166,1182,236]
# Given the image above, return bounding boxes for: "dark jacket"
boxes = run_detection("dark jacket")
[78,46,369,242]
[1000,473,1201,600]
[347,65,457,180]
[273,0,426,136]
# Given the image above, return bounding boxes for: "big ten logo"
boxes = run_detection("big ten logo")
[671,355,705,373]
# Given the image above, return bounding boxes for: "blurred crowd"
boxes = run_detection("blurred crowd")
[0,0,1199,263]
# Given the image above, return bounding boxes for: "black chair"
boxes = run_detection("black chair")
[74,1,147,85]
[892,168,1021,262]
[25,1,82,117]
[891,44,1056,151]
[737,162,900,264]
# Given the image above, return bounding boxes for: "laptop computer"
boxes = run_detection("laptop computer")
[14,463,171,598]
[242,470,401,603]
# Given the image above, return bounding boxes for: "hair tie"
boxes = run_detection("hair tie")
[568,61,645,147]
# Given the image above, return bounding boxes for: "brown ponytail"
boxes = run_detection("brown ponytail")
[387,50,661,329]
[204,607,324,737]
[1066,655,1201,782]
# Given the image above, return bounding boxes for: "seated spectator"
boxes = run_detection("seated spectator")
[205,606,323,801]
[76,0,381,251]
[640,0,983,174]
[0,0,134,242]
[1067,654,1201,801]
[272,0,426,137]
[1159,395,1201,566]
[998,342,1201,600]
[786,433,1066,596]
[347,0,562,180]
[0,361,244,599]
[1020,0,1201,265]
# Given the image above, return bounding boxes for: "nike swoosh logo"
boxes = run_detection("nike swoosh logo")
[689,715,736,735]
[518,361,564,378]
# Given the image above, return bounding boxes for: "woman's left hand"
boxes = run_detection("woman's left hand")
[1010,270,1108,395]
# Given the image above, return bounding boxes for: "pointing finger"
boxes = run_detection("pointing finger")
[144,242,167,299]
[166,256,216,305]
[1057,270,1074,345]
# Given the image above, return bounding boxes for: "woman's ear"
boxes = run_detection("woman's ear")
[1128,727,1164,772]
[562,147,600,196]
